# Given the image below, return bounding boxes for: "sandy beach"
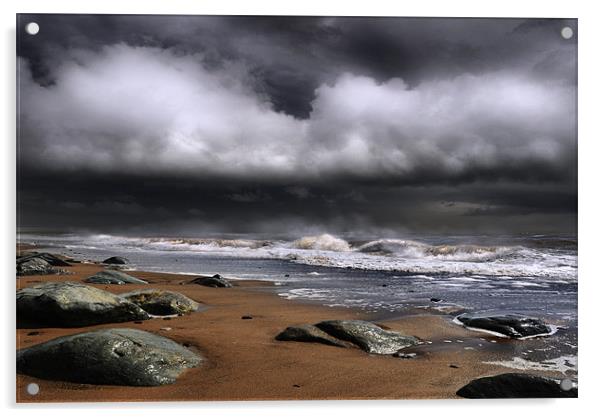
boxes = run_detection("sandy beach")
[15,249,573,403]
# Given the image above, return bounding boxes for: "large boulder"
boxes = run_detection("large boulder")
[17,282,150,327]
[315,320,420,354]
[456,373,577,398]
[17,328,202,386]
[17,258,60,276]
[275,324,349,347]
[84,270,148,285]
[121,289,200,316]
[17,252,72,267]
[455,314,552,339]
[102,256,129,265]
[190,274,233,288]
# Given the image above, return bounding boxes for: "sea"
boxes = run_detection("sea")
[18,232,578,379]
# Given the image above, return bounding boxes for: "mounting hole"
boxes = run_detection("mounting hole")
[26,383,39,395]
[25,22,40,36]
[559,378,574,391]
[561,26,573,40]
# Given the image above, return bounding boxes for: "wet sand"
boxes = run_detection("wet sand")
[16,260,564,403]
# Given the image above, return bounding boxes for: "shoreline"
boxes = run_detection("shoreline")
[16,255,571,402]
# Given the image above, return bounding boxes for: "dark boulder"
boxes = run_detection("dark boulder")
[17,328,202,386]
[84,270,148,285]
[455,314,552,339]
[275,324,349,347]
[121,289,200,315]
[17,258,59,276]
[315,320,420,354]
[17,252,72,267]
[456,373,577,398]
[17,282,150,327]
[102,256,129,265]
[190,274,233,288]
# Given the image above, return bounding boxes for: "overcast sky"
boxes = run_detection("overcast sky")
[17,15,577,237]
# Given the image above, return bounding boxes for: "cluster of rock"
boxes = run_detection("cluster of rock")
[276,320,420,355]
[16,281,203,386]
[17,252,72,276]
[17,282,201,326]
[451,313,575,398]
[15,253,236,387]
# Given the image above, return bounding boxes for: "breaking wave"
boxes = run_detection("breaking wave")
[357,239,427,256]
[20,232,577,280]
[292,234,351,252]
[145,237,270,249]
[356,239,512,261]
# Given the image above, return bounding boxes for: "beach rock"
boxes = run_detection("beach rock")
[275,324,349,347]
[315,320,420,354]
[17,328,202,386]
[17,282,150,327]
[190,274,233,288]
[121,289,199,315]
[17,252,72,267]
[84,270,148,285]
[17,258,57,276]
[455,314,552,339]
[102,256,129,265]
[430,297,442,303]
[456,373,577,398]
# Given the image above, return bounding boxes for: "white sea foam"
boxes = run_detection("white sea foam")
[19,232,577,281]
[484,355,577,375]
[449,277,488,282]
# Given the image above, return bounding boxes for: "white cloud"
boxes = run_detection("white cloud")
[19,44,576,183]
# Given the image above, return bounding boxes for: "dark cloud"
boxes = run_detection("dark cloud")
[18,15,577,116]
[18,170,577,236]
[16,15,577,235]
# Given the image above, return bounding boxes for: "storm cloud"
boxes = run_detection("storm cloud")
[17,15,577,236]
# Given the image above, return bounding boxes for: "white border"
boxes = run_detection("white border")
[2,0,601,416]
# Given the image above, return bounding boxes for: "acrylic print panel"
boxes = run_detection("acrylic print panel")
[16,14,577,402]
